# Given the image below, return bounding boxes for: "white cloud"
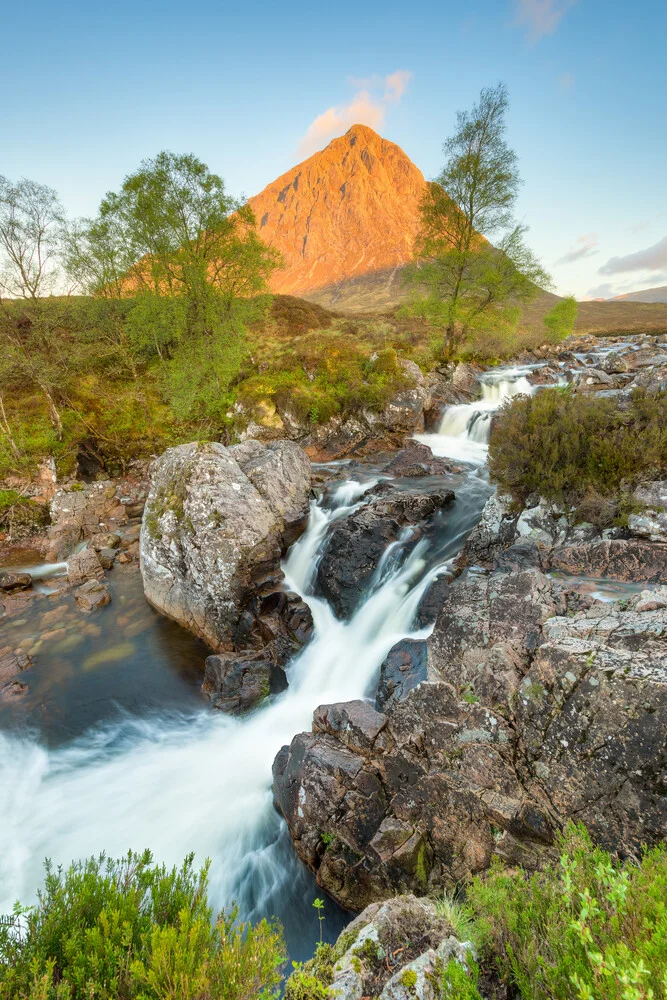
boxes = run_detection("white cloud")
[583,282,616,300]
[515,0,577,41]
[298,71,412,158]
[556,232,598,265]
[599,235,667,275]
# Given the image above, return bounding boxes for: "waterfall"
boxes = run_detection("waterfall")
[416,367,534,465]
[0,474,488,958]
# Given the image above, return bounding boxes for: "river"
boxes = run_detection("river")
[0,366,531,962]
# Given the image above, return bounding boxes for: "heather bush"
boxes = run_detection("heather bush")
[0,851,285,1000]
[469,824,667,1000]
[489,386,667,508]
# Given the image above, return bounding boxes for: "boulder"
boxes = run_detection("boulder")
[628,480,667,542]
[0,571,32,592]
[274,570,667,910]
[376,639,429,711]
[384,443,457,478]
[549,538,667,582]
[202,651,287,713]
[600,351,629,374]
[139,440,311,649]
[67,548,105,586]
[315,487,455,618]
[73,579,111,613]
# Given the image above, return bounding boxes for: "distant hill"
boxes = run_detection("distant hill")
[611,286,667,304]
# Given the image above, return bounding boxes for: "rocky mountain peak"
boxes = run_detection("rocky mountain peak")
[247,125,427,297]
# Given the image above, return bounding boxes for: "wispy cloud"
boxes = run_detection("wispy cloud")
[556,232,598,265]
[584,282,616,300]
[514,0,577,41]
[599,234,667,275]
[298,71,412,158]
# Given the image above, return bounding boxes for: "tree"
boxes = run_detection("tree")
[543,295,578,341]
[408,83,550,357]
[67,151,282,338]
[0,176,64,298]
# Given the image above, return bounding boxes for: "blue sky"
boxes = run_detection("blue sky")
[3,0,666,298]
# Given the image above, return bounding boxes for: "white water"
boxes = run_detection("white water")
[0,476,459,952]
[417,367,534,465]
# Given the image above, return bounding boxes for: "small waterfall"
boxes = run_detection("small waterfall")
[0,472,488,959]
[416,368,533,465]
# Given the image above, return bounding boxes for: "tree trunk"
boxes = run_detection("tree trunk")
[40,384,63,441]
[0,394,22,459]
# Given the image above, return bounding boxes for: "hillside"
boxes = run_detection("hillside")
[611,285,667,304]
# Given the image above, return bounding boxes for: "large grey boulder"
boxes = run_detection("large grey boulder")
[140,439,311,649]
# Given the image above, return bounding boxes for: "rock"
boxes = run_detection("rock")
[625,349,667,370]
[0,646,30,686]
[600,352,628,374]
[463,493,518,567]
[384,443,457,478]
[628,480,667,542]
[376,640,429,711]
[0,571,32,592]
[574,367,616,389]
[140,439,311,649]
[313,700,389,755]
[67,548,105,586]
[73,579,111,613]
[202,651,287,713]
[98,547,117,570]
[451,363,481,395]
[89,532,121,551]
[315,487,455,618]
[549,538,667,582]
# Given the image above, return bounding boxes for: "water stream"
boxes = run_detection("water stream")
[0,366,530,960]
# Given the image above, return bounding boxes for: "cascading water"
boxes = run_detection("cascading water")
[0,469,488,960]
[417,366,534,465]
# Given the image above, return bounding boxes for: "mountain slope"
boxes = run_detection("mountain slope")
[247,124,426,297]
[611,285,667,304]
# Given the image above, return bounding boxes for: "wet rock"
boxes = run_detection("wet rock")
[140,439,311,649]
[451,363,481,395]
[313,700,388,755]
[202,651,287,714]
[574,367,616,390]
[67,548,105,586]
[376,640,429,711]
[0,646,30,700]
[0,571,32,592]
[414,575,450,627]
[89,532,121,551]
[98,547,117,570]
[384,443,457,478]
[625,349,667,370]
[316,487,455,618]
[74,579,111,613]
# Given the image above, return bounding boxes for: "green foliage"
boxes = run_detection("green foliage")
[438,956,483,999]
[544,296,578,342]
[489,386,667,509]
[405,83,550,358]
[284,944,334,1000]
[469,824,667,1000]
[0,850,286,1000]
[400,968,417,989]
[0,489,50,537]
[434,892,478,944]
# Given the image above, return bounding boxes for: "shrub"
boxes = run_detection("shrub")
[543,296,578,342]
[468,824,667,1000]
[489,387,667,508]
[0,851,286,1000]
[439,956,483,999]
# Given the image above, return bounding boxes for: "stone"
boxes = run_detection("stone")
[139,439,311,648]
[89,532,121,551]
[549,538,667,582]
[462,493,517,567]
[73,580,111,613]
[0,571,32,592]
[384,443,457,478]
[628,480,667,542]
[600,351,629,374]
[67,548,104,586]
[202,651,287,714]
[98,547,117,570]
[376,640,429,711]
[315,486,455,618]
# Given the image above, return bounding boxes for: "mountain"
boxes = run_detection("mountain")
[611,286,667,304]
[247,124,426,306]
